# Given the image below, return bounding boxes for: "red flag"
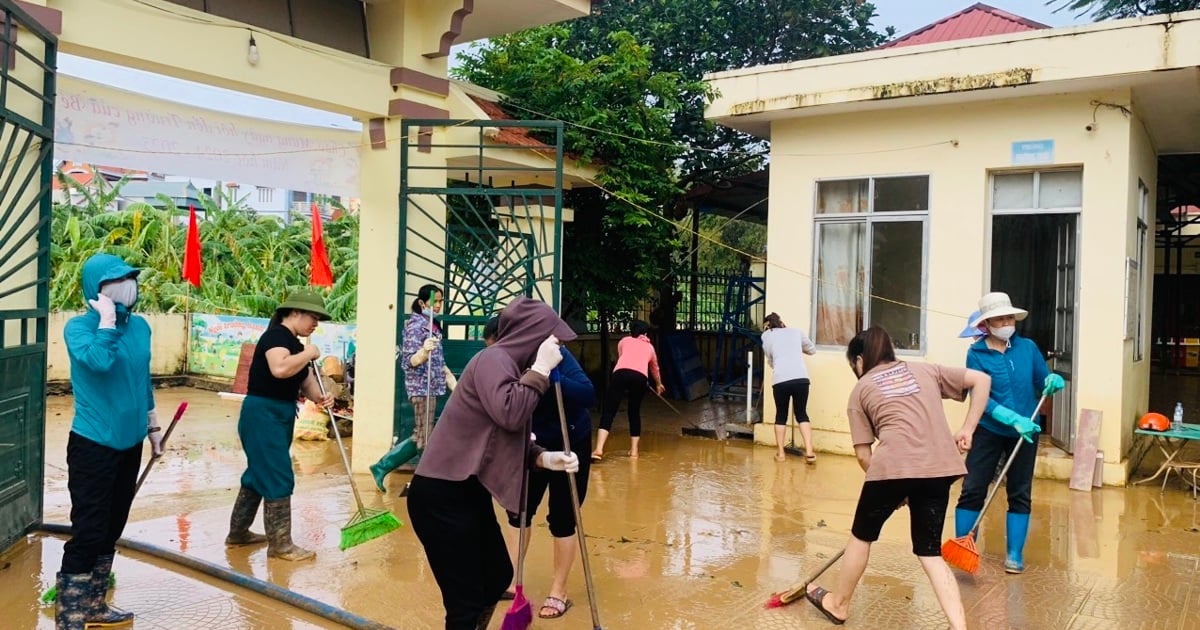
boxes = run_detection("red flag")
[310,203,334,287]
[182,205,202,287]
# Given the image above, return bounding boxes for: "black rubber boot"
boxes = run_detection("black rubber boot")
[225,486,268,546]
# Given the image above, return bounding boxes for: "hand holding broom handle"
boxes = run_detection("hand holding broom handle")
[962,394,1047,538]
[133,401,189,495]
[553,372,603,630]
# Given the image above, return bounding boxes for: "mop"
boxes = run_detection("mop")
[941,395,1047,574]
[501,417,535,630]
[763,549,846,609]
[311,362,403,550]
[556,372,604,629]
[42,402,189,604]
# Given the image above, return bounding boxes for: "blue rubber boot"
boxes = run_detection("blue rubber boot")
[1005,512,1031,574]
[955,508,980,538]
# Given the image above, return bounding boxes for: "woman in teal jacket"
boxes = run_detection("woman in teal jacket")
[954,293,1064,574]
[57,253,162,630]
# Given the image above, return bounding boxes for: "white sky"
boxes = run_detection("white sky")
[60,1,1094,128]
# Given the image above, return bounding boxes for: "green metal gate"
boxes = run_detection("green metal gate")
[394,119,564,441]
[0,0,56,551]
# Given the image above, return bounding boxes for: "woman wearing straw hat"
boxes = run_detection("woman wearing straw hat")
[226,290,334,561]
[953,292,1064,574]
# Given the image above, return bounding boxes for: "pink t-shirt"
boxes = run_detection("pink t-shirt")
[847,361,969,482]
[613,335,661,382]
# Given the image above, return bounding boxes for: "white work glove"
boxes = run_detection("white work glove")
[529,335,563,377]
[89,293,117,329]
[538,451,579,473]
[147,409,164,456]
[443,365,457,391]
[410,337,438,367]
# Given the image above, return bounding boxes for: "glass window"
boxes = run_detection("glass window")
[993,173,1034,209]
[816,179,868,214]
[1038,171,1082,208]
[813,176,928,349]
[874,176,929,212]
[1134,181,1149,361]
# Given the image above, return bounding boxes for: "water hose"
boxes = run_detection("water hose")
[37,523,395,630]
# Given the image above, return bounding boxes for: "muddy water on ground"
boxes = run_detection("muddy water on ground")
[7,387,1200,629]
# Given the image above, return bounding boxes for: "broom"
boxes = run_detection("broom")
[311,361,403,550]
[555,371,604,629]
[764,548,846,609]
[941,395,1046,574]
[42,401,189,604]
[501,416,535,630]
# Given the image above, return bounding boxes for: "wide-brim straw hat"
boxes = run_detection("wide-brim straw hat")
[970,292,1028,328]
[277,290,331,321]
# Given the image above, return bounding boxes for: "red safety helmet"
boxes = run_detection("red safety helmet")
[1138,412,1170,431]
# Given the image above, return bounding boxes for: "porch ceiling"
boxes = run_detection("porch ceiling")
[364,0,592,45]
[1133,68,1200,155]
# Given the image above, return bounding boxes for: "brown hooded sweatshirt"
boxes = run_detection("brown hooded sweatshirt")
[415,297,578,514]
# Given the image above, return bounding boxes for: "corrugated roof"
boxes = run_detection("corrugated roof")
[881,2,1049,49]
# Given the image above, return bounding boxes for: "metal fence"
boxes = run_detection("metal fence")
[581,267,747,334]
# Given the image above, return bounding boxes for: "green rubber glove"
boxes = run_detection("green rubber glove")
[992,405,1041,443]
[1043,374,1065,396]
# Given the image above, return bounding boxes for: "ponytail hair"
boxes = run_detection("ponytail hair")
[411,284,441,314]
[845,326,897,377]
[764,312,785,330]
[269,308,293,328]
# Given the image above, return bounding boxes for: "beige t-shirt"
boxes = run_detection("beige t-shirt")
[847,361,969,482]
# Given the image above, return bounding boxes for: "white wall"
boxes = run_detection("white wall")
[47,312,190,381]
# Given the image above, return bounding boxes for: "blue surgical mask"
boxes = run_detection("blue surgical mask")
[422,307,436,318]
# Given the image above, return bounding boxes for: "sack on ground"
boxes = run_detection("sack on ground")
[295,400,330,441]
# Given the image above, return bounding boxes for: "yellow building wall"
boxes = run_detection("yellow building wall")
[754,90,1142,484]
[1122,105,1157,461]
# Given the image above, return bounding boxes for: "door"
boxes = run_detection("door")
[0,1,56,552]
[1050,217,1079,453]
[990,212,1079,453]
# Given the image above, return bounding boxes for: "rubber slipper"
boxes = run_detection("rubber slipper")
[590,452,603,463]
[806,455,817,465]
[499,590,515,600]
[805,586,846,625]
[538,596,573,619]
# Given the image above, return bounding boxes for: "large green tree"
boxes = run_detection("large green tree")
[556,0,891,189]
[454,27,701,333]
[1052,0,1200,19]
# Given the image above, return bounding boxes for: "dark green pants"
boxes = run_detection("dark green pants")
[238,395,298,500]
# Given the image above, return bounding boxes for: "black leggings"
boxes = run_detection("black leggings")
[62,432,142,574]
[407,475,512,629]
[507,432,591,537]
[772,378,810,425]
[599,369,648,437]
[850,476,956,557]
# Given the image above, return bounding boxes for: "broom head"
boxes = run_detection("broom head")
[763,582,807,609]
[501,584,533,630]
[339,508,403,551]
[941,533,980,574]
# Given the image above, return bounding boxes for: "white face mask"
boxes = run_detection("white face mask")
[100,278,138,307]
[989,325,1016,341]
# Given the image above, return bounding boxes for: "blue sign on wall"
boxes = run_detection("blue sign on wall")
[1011,140,1054,166]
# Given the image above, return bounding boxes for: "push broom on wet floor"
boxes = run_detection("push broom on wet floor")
[941,395,1046,574]
[312,362,403,550]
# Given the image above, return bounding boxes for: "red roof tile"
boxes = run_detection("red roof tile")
[881,3,1048,49]
[469,95,557,151]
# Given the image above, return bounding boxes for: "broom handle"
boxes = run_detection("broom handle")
[966,394,1047,536]
[516,418,532,586]
[555,378,602,629]
[133,402,188,496]
[313,360,367,513]
[424,314,435,447]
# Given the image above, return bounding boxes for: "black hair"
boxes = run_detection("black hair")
[483,316,500,342]
[630,319,649,337]
[269,308,294,328]
[411,284,442,314]
[845,326,897,378]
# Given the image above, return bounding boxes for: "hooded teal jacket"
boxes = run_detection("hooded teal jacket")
[64,254,155,450]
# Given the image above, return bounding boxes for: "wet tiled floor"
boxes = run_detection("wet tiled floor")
[5,387,1200,629]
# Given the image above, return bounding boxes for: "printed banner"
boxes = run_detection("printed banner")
[189,314,357,378]
[55,76,361,197]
